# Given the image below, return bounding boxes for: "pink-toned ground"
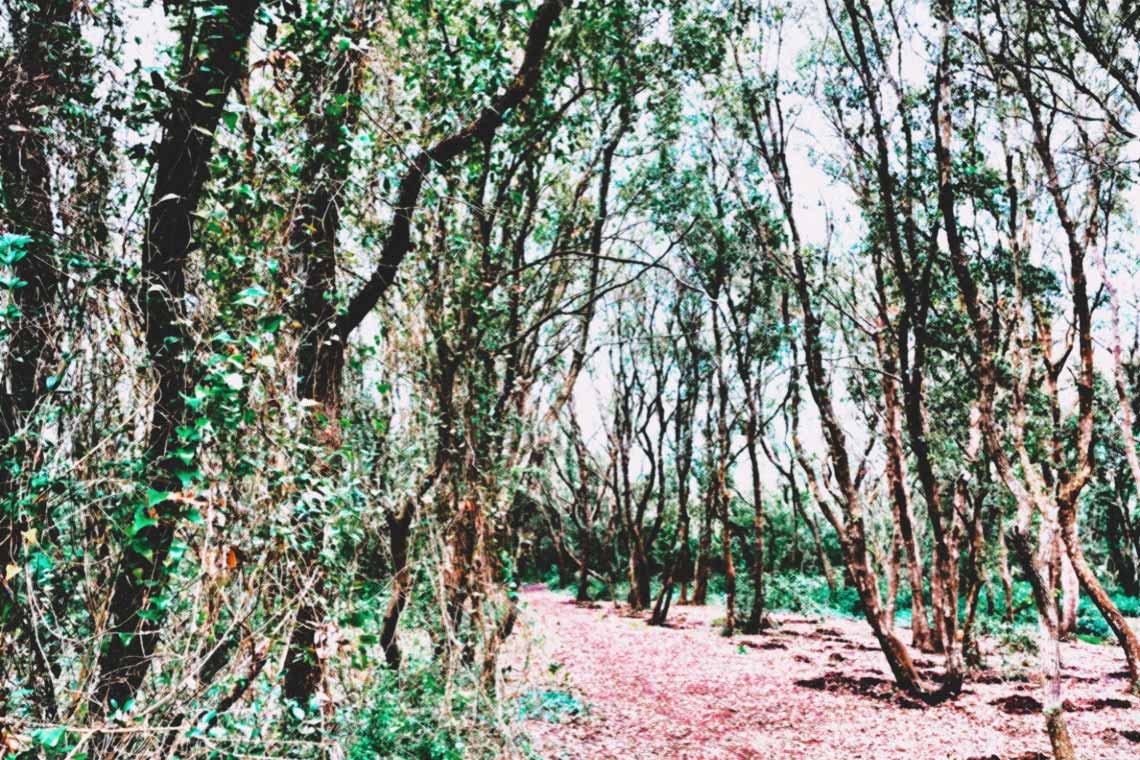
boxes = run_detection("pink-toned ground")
[505,587,1140,760]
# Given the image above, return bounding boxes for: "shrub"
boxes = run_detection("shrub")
[996,623,1039,655]
[543,565,564,591]
[765,573,835,614]
[1112,592,1140,618]
[1076,596,1112,641]
[350,660,492,760]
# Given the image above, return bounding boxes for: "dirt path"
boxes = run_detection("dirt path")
[506,587,1140,760]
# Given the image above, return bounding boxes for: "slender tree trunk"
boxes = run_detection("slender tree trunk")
[281,30,366,712]
[1021,67,1140,690]
[1058,549,1080,640]
[661,313,699,616]
[885,528,901,628]
[1060,501,1140,690]
[996,501,1015,623]
[651,390,694,623]
[1092,229,1140,596]
[0,0,72,434]
[718,489,735,634]
[742,424,767,634]
[693,482,713,606]
[958,477,986,668]
[711,302,735,634]
[790,251,944,701]
[781,351,835,598]
[880,352,935,649]
[282,1,565,702]
[1009,526,1077,760]
[89,6,259,749]
[577,547,591,603]
[380,503,414,668]
[1107,485,1140,596]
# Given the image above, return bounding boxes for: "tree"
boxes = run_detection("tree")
[90,4,261,747]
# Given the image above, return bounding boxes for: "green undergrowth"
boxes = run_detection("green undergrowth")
[516,689,584,723]
[350,658,500,760]
[542,565,1139,650]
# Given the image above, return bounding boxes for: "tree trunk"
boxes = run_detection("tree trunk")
[1092,213,1140,598]
[89,5,259,748]
[742,429,767,634]
[996,503,1015,623]
[1058,552,1079,640]
[1059,500,1140,692]
[380,502,414,669]
[634,548,651,609]
[1107,486,1140,596]
[719,497,736,635]
[711,303,734,635]
[870,289,935,650]
[577,550,591,603]
[1018,40,1140,691]
[693,486,713,606]
[0,0,76,721]
[651,450,692,625]
[886,528,901,628]
[281,27,367,713]
[1010,527,1078,760]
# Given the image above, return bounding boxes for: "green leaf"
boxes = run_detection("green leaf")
[233,285,268,307]
[147,488,172,507]
[259,314,285,334]
[131,505,158,536]
[33,726,66,748]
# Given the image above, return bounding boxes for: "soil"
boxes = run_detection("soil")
[506,587,1140,759]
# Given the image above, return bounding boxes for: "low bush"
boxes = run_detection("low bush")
[350,660,497,760]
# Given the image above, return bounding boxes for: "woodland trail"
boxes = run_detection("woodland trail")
[508,587,1140,760]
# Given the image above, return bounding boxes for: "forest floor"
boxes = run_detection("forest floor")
[505,586,1140,760]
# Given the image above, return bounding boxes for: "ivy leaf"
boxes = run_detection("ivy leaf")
[32,726,66,748]
[131,505,159,536]
[0,233,31,265]
[147,488,172,507]
[233,285,268,307]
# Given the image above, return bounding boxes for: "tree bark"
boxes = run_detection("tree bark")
[651,298,699,623]
[282,24,366,713]
[89,5,259,748]
[0,0,78,721]
[741,421,768,634]
[711,297,735,635]
[281,0,565,704]
[872,309,934,651]
[1020,68,1140,691]
[334,0,566,339]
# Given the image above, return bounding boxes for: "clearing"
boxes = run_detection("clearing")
[507,587,1140,760]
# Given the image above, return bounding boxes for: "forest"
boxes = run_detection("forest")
[3,0,1140,757]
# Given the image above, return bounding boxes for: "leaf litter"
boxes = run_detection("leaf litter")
[504,587,1140,759]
